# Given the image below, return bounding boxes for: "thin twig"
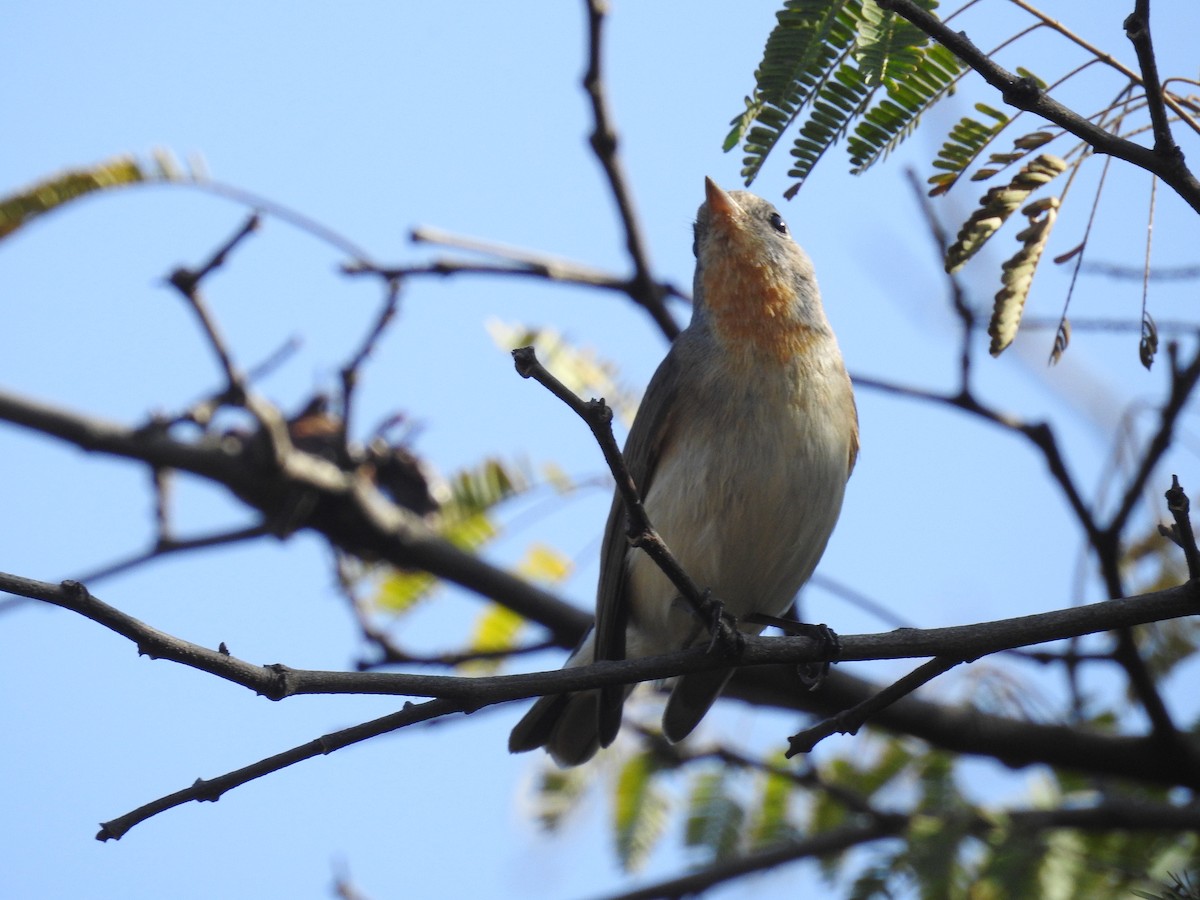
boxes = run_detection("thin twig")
[71,523,271,585]
[246,336,303,382]
[511,346,730,641]
[1105,343,1200,540]
[195,179,375,266]
[166,214,261,394]
[1163,475,1200,580]
[904,169,973,388]
[1124,1,1180,155]
[1048,153,1114,363]
[97,697,464,841]
[345,256,649,296]
[786,656,964,756]
[581,0,680,340]
[852,374,1104,552]
[339,277,402,452]
[1004,0,1200,139]
[334,556,560,670]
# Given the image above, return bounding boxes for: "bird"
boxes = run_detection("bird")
[508,177,858,766]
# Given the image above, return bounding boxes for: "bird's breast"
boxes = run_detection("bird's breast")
[624,348,854,656]
[701,246,820,366]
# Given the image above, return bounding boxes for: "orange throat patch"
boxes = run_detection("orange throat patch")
[702,237,817,366]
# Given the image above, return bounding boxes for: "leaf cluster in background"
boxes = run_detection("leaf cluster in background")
[0,150,203,241]
[728,0,1200,362]
[363,325,635,664]
[726,0,960,197]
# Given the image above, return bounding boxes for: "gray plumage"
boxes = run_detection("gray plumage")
[510,180,857,766]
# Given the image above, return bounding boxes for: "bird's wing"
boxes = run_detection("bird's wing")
[594,341,685,745]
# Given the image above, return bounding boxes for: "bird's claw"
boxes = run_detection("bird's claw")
[795,622,840,690]
[702,591,743,655]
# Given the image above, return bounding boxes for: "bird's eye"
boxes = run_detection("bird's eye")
[768,212,788,235]
[692,223,700,257]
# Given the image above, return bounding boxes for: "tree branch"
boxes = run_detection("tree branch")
[97,697,463,841]
[1162,475,1200,579]
[582,0,681,340]
[1124,0,1179,157]
[512,347,728,639]
[786,655,964,756]
[0,389,591,645]
[874,0,1200,213]
[598,795,1200,900]
[599,818,906,900]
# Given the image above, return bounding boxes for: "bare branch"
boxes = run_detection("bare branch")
[1124,0,1180,156]
[337,277,403,460]
[852,374,1104,551]
[0,389,592,645]
[97,697,463,841]
[71,523,271,585]
[1163,475,1200,579]
[582,0,681,340]
[786,656,964,756]
[598,795,1200,900]
[8,570,1200,701]
[165,214,261,395]
[1105,343,1200,540]
[599,819,905,900]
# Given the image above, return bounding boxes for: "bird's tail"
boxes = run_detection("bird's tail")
[508,688,604,767]
[661,667,735,743]
[509,630,627,767]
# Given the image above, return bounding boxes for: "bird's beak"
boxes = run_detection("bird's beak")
[704,177,740,220]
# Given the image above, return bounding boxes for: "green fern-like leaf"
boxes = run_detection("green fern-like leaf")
[846,43,961,174]
[974,816,1049,898]
[614,750,669,872]
[785,63,876,196]
[854,0,933,86]
[731,0,863,185]
[747,755,797,849]
[0,151,200,241]
[945,153,1068,274]
[927,104,1011,195]
[684,770,745,862]
[738,0,961,194]
[459,603,525,673]
[373,457,530,612]
[989,195,1060,356]
[534,765,590,832]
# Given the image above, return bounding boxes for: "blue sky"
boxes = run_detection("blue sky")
[3,2,1199,898]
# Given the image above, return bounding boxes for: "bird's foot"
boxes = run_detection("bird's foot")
[701,590,744,656]
[794,622,841,690]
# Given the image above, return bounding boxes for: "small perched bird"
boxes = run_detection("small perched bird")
[509,178,858,766]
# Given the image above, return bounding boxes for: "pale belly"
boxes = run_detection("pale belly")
[624,387,849,658]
